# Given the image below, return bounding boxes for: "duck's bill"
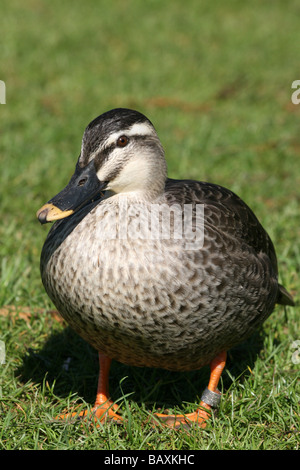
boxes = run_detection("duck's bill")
[36,204,74,224]
[36,160,107,224]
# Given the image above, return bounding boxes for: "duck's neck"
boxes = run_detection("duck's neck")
[106,185,166,204]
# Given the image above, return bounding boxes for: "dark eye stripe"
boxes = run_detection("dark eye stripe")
[93,133,153,171]
[93,142,115,169]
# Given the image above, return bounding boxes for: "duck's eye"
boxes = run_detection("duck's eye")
[116,135,129,147]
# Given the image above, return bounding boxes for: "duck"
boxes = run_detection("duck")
[36,108,294,428]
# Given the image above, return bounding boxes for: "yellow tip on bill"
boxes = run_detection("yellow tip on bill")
[36,203,74,224]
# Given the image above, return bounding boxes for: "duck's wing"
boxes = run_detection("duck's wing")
[164,178,294,307]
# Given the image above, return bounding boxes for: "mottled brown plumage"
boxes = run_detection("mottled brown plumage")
[37,108,294,426]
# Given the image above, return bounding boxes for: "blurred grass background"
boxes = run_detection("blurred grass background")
[0,0,299,450]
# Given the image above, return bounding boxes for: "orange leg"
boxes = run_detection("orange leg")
[152,351,227,429]
[56,353,123,424]
[56,350,226,429]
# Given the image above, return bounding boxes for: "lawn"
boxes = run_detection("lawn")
[0,0,299,450]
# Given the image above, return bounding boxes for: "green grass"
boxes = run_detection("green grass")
[0,0,299,450]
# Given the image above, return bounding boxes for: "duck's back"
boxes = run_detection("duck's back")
[165,179,277,270]
[165,178,294,305]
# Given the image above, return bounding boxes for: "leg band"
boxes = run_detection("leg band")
[200,387,221,408]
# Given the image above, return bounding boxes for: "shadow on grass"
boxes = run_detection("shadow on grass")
[17,325,266,412]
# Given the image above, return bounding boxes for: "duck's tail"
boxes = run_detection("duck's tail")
[277,284,295,306]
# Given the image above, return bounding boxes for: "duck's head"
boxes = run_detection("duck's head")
[37,108,167,224]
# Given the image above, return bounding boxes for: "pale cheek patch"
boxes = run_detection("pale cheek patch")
[105,157,152,193]
[96,154,120,182]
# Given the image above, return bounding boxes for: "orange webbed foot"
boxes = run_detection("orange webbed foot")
[151,351,226,430]
[56,399,123,425]
[55,353,123,425]
[151,402,211,430]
